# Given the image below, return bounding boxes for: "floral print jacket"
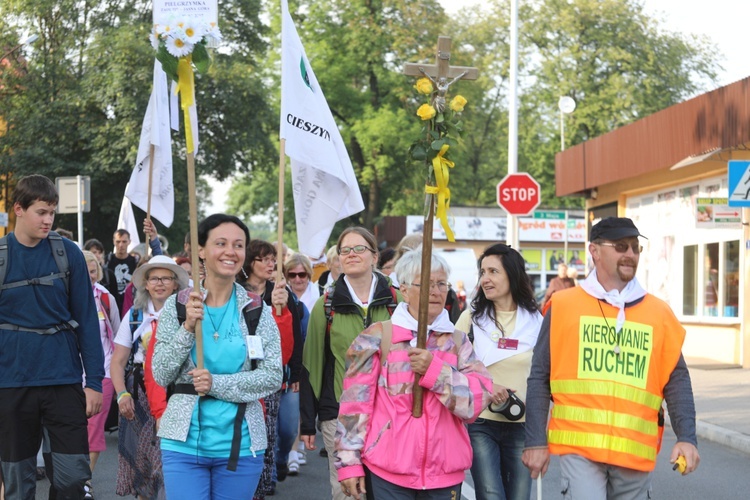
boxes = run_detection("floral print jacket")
[334,321,492,490]
[153,283,283,454]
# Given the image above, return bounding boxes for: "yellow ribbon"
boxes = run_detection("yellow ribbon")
[427,144,455,242]
[176,56,196,154]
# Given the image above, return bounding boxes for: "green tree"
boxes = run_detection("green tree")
[0,0,276,248]
[519,0,718,204]
[228,0,449,247]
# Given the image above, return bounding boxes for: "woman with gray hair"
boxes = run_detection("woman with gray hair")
[110,255,189,499]
[334,250,493,499]
[285,252,320,314]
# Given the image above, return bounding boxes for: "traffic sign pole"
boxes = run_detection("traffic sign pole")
[497,172,541,248]
[76,175,84,247]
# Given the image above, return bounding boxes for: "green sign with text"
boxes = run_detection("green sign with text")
[534,210,565,220]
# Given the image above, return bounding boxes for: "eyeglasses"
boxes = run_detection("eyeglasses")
[287,271,308,279]
[409,281,451,292]
[255,256,277,265]
[339,245,375,256]
[597,241,643,254]
[147,276,175,285]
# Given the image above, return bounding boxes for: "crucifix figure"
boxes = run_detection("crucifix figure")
[402,36,478,417]
[424,71,468,112]
[404,36,478,111]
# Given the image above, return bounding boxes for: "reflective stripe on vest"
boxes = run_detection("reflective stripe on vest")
[548,430,657,462]
[551,403,658,436]
[551,380,662,411]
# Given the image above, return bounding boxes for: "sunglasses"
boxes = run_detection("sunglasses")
[597,241,643,254]
[287,271,308,279]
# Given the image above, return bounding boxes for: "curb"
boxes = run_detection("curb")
[695,420,750,456]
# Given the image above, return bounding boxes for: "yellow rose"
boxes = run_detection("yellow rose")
[414,77,433,95]
[416,104,436,121]
[449,95,467,112]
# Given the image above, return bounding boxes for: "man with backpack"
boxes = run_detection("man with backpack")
[0,174,104,499]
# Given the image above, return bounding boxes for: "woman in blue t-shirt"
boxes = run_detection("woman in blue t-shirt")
[152,214,282,499]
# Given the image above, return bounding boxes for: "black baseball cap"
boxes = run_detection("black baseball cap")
[590,217,647,241]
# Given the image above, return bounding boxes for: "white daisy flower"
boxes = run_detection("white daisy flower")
[165,33,193,58]
[183,23,203,44]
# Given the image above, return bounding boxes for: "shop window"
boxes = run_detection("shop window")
[683,241,738,318]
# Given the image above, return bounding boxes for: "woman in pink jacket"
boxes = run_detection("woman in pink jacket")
[334,250,493,499]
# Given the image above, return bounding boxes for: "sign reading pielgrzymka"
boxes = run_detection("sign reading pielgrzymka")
[153,0,218,25]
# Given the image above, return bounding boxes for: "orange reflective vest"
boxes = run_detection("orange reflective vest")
[547,286,685,471]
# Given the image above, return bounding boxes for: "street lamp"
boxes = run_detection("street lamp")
[558,96,576,151]
[1,34,39,62]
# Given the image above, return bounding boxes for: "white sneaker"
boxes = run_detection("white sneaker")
[288,451,300,475]
[296,442,307,465]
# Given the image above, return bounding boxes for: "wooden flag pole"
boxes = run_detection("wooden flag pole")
[146,144,155,256]
[186,151,204,371]
[275,139,286,316]
[147,145,154,218]
[412,195,435,417]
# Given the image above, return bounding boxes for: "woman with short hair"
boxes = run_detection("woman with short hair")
[285,252,319,315]
[335,249,493,499]
[238,239,303,498]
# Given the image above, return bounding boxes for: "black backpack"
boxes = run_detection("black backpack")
[0,231,76,334]
[0,231,70,297]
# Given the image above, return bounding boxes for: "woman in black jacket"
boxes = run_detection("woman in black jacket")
[238,240,303,497]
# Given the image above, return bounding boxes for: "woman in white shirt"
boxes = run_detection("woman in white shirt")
[455,243,543,500]
[110,255,188,499]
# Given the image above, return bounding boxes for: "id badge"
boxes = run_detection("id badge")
[497,338,519,350]
[245,336,265,360]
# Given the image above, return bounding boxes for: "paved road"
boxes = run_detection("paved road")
[34,432,331,499]
[462,432,750,500]
[34,428,750,499]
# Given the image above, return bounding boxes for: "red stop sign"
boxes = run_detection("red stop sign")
[496,173,541,215]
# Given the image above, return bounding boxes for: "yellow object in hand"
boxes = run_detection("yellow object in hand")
[672,455,687,474]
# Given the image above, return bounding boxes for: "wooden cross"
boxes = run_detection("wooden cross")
[403,37,478,418]
[403,36,479,85]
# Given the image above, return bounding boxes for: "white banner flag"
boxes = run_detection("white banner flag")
[280,0,364,257]
[117,191,141,253]
[126,60,175,227]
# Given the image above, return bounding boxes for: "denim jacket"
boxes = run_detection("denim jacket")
[153,283,283,453]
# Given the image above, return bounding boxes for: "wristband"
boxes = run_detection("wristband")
[117,392,132,404]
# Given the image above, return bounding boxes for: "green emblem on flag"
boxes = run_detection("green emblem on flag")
[300,57,312,91]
